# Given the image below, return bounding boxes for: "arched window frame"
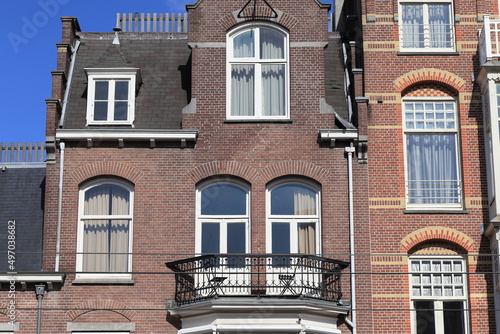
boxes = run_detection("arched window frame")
[195,178,251,255]
[265,178,321,255]
[75,178,134,282]
[226,22,290,120]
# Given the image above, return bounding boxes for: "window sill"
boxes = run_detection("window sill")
[404,209,468,214]
[397,51,459,56]
[224,119,293,123]
[72,275,134,285]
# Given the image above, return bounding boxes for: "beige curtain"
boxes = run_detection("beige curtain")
[293,187,316,215]
[298,223,316,254]
[83,184,130,272]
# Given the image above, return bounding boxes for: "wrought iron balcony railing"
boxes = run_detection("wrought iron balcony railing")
[166,254,349,306]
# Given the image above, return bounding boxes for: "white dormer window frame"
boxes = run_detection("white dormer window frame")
[85,68,140,126]
[226,22,290,120]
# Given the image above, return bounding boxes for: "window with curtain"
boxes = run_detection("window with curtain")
[227,24,289,119]
[404,99,462,208]
[77,180,133,277]
[267,180,320,255]
[196,180,250,256]
[400,1,454,51]
[410,256,468,334]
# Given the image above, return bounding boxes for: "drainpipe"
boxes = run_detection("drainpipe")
[35,284,46,334]
[345,143,357,334]
[58,39,80,128]
[55,142,65,272]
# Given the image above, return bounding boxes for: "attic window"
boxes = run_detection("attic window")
[85,68,141,126]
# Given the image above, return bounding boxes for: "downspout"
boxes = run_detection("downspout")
[54,142,65,272]
[35,285,46,334]
[345,143,357,334]
[58,39,81,128]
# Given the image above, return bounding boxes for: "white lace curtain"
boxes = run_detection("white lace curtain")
[83,184,130,272]
[401,4,451,48]
[406,134,459,204]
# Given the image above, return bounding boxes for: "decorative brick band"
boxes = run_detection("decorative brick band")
[66,300,137,321]
[394,69,466,93]
[187,160,259,184]
[401,227,474,253]
[259,160,331,185]
[68,161,144,185]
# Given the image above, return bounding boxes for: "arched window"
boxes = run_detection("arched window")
[266,179,320,255]
[403,87,462,209]
[196,179,250,255]
[227,23,289,119]
[76,179,133,280]
[409,243,469,333]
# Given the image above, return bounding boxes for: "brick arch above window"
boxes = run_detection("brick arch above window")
[68,161,144,185]
[187,161,258,184]
[401,227,474,253]
[65,299,137,321]
[403,83,458,98]
[394,69,465,94]
[259,161,330,185]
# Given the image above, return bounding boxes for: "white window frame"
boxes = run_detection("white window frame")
[195,178,251,255]
[265,178,321,255]
[403,97,462,210]
[226,22,290,120]
[85,68,140,126]
[399,0,455,52]
[409,255,469,334]
[76,178,134,281]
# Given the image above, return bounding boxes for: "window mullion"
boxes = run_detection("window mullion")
[107,80,115,121]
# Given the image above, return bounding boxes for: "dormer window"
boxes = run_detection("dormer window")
[227,23,289,120]
[85,68,141,125]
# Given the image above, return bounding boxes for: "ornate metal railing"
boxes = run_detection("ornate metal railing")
[166,254,349,306]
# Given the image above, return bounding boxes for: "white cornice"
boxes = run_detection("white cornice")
[56,129,198,142]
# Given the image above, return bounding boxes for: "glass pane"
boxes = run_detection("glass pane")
[114,102,128,121]
[94,102,108,121]
[201,183,247,215]
[298,223,316,254]
[271,183,317,215]
[272,222,290,254]
[443,301,465,334]
[115,81,129,100]
[414,301,436,334]
[202,223,220,254]
[262,64,286,116]
[227,223,246,254]
[233,30,255,58]
[260,28,284,59]
[429,4,452,48]
[231,64,255,116]
[84,184,130,215]
[401,5,424,48]
[406,134,459,204]
[95,81,109,100]
[109,219,130,272]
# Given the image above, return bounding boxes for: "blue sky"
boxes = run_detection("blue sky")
[1,0,333,144]
[0,0,192,144]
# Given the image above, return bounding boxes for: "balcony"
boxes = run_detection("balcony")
[1,142,46,167]
[479,15,500,66]
[166,254,349,306]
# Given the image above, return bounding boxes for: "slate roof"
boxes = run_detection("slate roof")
[62,32,191,130]
[0,167,45,271]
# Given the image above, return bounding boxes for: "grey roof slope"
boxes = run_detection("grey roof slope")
[325,35,349,125]
[63,33,191,130]
[0,167,45,271]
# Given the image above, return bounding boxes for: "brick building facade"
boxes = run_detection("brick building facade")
[1,0,499,334]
